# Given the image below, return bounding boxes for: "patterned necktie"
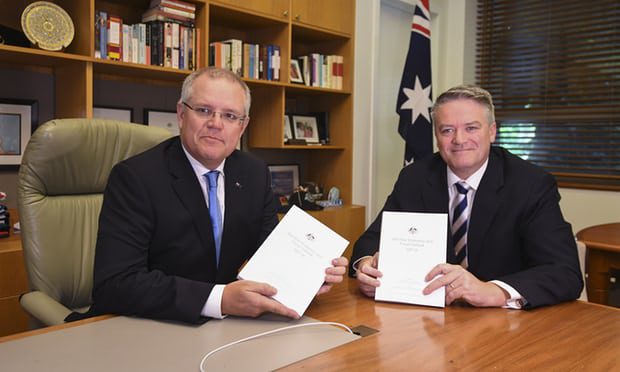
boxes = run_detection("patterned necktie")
[452,181,470,268]
[205,171,222,267]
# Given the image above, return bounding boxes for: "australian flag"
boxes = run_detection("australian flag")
[396,0,433,165]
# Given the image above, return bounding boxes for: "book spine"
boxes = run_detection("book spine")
[122,24,130,62]
[100,11,108,59]
[107,15,122,61]
[95,12,102,58]
[157,6,195,19]
[164,22,172,67]
[273,45,280,81]
[151,0,196,12]
[145,23,151,65]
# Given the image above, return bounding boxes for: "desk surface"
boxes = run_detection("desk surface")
[2,279,619,370]
[294,278,620,370]
[577,222,620,253]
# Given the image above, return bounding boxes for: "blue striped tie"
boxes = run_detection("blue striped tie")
[452,182,470,267]
[206,171,222,267]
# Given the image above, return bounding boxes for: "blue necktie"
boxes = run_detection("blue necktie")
[206,171,222,267]
[452,181,470,267]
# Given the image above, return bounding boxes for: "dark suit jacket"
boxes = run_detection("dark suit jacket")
[81,137,279,324]
[350,147,583,308]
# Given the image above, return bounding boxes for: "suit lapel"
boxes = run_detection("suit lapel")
[468,149,503,266]
[217,151,246,279]
[166,140,217,269]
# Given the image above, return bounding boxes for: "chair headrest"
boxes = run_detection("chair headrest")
[18,118,172,196]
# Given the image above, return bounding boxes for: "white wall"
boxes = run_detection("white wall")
[353,0,620,231]
[560,189,620,234]
[354,0,478,221]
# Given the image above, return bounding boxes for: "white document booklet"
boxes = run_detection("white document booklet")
[238,205,349,316]
[375,211,448,308]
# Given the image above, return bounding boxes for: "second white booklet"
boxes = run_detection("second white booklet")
[375,211,447,308]
[238,205,349,316]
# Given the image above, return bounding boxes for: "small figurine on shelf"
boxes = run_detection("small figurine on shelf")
[287,183,323,211]
[0,191,10,238]
[316,187,343,208]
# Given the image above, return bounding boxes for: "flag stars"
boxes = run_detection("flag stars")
[400,76,432,125]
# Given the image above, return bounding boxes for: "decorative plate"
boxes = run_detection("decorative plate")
[21,1,75,51]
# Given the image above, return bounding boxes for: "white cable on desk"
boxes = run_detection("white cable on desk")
[199,321,353,371]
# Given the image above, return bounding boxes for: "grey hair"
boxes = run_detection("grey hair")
[179,67,251,116]
[431,85,495,124]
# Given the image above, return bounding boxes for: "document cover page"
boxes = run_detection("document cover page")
[238,205,348,315]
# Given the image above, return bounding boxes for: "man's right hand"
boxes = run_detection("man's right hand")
[356,252,382,298]
[221,280,299,319]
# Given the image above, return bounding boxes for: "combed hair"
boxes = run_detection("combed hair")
[431,85,495,124]
[179,67,251,115]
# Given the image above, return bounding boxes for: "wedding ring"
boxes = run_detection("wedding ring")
[449,283,455,289]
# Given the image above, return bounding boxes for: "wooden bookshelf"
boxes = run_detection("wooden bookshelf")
[0,0,361,334]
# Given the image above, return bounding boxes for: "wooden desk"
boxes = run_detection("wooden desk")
[293,279,620,370]
[0,209,29,337]
[2,278,619,370]
[577,223,620,305]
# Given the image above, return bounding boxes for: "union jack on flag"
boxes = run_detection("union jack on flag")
[396,0,433,165]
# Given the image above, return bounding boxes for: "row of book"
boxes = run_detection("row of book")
[209,40,281,81]
[297,54,344,90]
[94,0,198,70]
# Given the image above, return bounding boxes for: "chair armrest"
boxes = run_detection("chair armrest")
[20,291,72,326]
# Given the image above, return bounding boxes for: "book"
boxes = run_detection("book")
[122,24,130,62]
[150,0,196,12]
[164,22,172,67]
[222,39,243,76]
[94,11,104,58]
[142,8,194,25]
[97,11,108,59]
[107,15,122,60]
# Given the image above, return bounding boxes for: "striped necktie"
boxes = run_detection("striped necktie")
[452,181,470,268]
[205,171,222,267]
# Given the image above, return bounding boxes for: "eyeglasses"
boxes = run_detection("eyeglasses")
[182,102,247,125]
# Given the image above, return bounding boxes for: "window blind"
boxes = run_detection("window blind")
[476,0,620,190]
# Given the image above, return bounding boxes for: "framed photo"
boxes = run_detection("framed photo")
[93,106,133,122]
[144,109,179,136]
[291,115,319,143]
[268,164,300,198]
[284,115,293,142]
[290,59,304,84]
[0,98,38,165]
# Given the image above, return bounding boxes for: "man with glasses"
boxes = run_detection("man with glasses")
[76,67,348,324]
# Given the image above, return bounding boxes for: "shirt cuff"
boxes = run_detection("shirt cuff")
[201,284,227,319]
[491,280,527,309]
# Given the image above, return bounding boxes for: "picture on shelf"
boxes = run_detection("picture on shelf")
[0,99,37,165]
[268,164,300,198]
[93,106,133,122]
[144,109,179,135]
[284,115,293,142]
[292,115,319,143]
[291,115,320,144]
[290,59,304,84]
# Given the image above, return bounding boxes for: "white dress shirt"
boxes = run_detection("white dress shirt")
[182,146,227,319]
[446,161,526,309]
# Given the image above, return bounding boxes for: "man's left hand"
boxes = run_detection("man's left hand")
[423,263,508,307]
[316,256,349,296]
